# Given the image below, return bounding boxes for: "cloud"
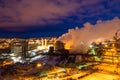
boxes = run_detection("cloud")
[0,0,120,32]
[0,0,80,26]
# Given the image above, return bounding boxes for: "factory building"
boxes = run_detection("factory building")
[11,39,28,58]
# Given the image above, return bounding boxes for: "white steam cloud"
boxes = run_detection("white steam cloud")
[58,17,120,53]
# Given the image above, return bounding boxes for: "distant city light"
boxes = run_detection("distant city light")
[37,63,42,68]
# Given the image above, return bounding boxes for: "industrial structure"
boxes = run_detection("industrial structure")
[0,33,120,80]
[11,39,28,58]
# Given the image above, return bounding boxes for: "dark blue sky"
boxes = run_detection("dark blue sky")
[0,0,120,38]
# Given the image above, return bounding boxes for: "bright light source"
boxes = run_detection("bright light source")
[18,56,21,59]
[37,63,42,67]
[10,53,15,56]
[104,44,108,47]
[31,51,36,56]
[43,49,48,53]
[11,56,22,63]
[89,45,93,48]
[37,46,46,50]
[65,43,71,49]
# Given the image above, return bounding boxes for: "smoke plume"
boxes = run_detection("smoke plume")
[58,17,120,53]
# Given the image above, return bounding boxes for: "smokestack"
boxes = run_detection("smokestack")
[41,38,44,46]
[45,39,47,47]
[48,46,54,54]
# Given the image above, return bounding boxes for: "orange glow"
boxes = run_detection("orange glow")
[95,38,104,43]
[47,45,53,48]
[3,60,13,66]
[65,43,71,50]
[37,46,46,50]
[37,63,42,68]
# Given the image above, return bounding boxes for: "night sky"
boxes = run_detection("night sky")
[0,0,120,38]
